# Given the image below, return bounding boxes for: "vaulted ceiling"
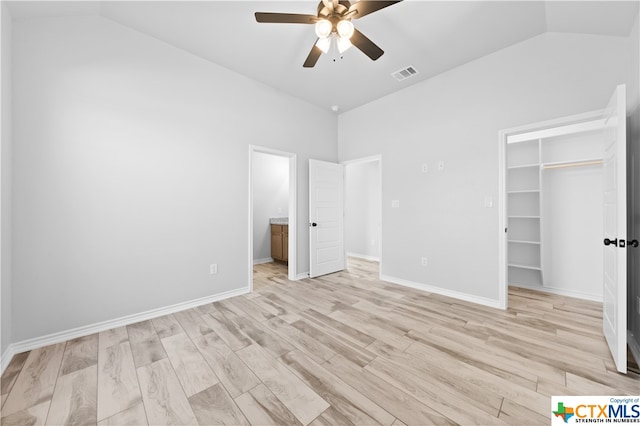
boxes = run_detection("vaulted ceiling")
[7,1,639,112]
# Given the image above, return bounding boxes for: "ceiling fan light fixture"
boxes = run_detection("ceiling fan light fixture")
[337,36,352,53]
[314,19,332,39]
[316,36,331,53]
[336,20,354,39]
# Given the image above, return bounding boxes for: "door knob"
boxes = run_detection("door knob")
[310,222,317,227]
[604,238,618,247]
[629,240,639,248]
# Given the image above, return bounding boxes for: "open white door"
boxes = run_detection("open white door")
[309,159,345,278]
[602,84,627,373]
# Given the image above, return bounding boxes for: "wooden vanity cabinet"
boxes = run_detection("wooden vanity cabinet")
[271,224,288,263]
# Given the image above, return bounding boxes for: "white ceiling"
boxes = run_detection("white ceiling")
[7,1,639,112]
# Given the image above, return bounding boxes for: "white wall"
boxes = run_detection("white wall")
[253,152,288,262]
[339,32,631,304]
[345,160,380,260]
[12,16,337,343]
[1,2,12,357]
[628,13,640,357]
[542,166,602,299]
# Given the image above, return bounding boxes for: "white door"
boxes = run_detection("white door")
[309,159,345,278]
[602,84,627,373]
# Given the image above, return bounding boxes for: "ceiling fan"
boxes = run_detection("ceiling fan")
[255,0,403,68]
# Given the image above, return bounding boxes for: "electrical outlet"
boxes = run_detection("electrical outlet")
[438,161,445,171]
[210,264,218,275]
[421,163,429,173]
[391,200,400,208]
[421,257,428,266]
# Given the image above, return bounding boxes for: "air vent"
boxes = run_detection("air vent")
[391,66,419,82]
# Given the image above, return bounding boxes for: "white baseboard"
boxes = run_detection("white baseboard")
[380,274,502,309]
[1,345,17,376]
[253,257,274,265]
[509,282,602,302]
[0,286,249,375]
[346,252,380,262]
[629,330,640,370]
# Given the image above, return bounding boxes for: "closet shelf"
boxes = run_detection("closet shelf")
[508,215,540,219]
[508,240,541,245]
[508,263,542,271]
[507,190,540,194]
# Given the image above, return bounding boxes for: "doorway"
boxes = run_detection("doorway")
[248,146,297,291]
[343,155,382,277]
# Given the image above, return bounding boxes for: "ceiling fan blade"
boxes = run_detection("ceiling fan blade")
[351,28,384,61]
[255,12,317,24]
[349,1,403,19]
[303,42,323,68]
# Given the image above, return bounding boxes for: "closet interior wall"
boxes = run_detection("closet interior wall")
[507,120,605,301]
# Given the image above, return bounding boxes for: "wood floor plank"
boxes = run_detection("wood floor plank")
[263,317,336,365]
[97,403,148,426]
[365,355,506,424]
[218,297,275,323]
[126,320,167,368]
[193,333,261,398]
[324,354,456,426]
[202,311,252,351]
[161,333,218,397]
[298,309,376,348]
[173,308,214,340]
[97,342,142,422]
[281,350,395,425]
[289,318,375,367]
[498,398,550,425]
[407,329,539,391]
[2,342,66,417]
[0,351,30,396]
[59,334,98,377]
[46,364,97,425]
[405,340,550,417]
[136,358,198,425]
[234,384,302,426]
[1,400,51,426]
[309,406,356,426]
[151,314,184,340]
[188,383,250,426]
[230,315,295,359]
[236,344,329,425]
[98,327,128,351]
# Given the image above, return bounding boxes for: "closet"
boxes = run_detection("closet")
[506,118,605,300]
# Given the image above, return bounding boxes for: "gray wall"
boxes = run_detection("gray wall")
[345,160,380,260]
[628,13,640,359]
[339,32,632,303]
[1,2,12,356]
[12,16,337,343]
[252,152,289,262]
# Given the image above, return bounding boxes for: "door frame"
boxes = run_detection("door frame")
[342,155,382,279]
[498,110,603,310]
[248,145,297,291]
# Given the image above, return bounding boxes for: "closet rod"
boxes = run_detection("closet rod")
[542,160,603,170]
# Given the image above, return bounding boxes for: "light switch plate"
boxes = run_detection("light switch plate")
[391,200,400,208]
[421,164,429,173]
[438,161,445,171]
[484,196,493,208]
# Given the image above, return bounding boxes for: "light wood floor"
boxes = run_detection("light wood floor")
[2,258,639,425]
